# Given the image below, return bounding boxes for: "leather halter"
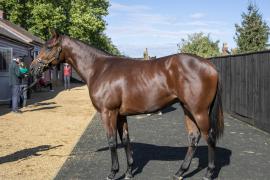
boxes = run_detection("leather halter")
[37,46,62,68]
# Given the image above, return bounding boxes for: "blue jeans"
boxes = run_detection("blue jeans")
[11,85,21,111]
[64,76,70,90]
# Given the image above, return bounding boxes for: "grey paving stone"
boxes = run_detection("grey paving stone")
[55,103,270,180]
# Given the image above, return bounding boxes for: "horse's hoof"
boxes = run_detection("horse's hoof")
[106,176,116,180]
[124,173,133,179]
[203,168,214,180]
[124,175,133,179]
[106,170,118,180]
[202,177,212,180]
[173,175,183,180]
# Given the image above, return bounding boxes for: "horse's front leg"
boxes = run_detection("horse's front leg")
[101,109,119,180]
[117,115,134,179]
[174,113,201,180]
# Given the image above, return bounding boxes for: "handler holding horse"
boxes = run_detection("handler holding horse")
[30,30,223,180]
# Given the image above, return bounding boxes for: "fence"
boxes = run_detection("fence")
[210,50,270,133]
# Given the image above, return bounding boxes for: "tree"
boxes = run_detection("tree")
[29,2,67,40]
[178,32,220,58]
[0,0,120,55]
[234,3,269,53]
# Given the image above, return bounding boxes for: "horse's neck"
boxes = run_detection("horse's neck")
[62,37,108,84]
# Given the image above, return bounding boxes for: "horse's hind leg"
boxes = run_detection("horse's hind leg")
[101,109,119,180]
[117,115,134,179]
[203,136,216,180]
[174,112,201,180]
[193,110,216,180]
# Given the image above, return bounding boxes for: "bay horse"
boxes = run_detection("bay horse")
[30,31,224,180]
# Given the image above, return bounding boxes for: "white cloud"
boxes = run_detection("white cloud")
[110,2,150,13]
[184,20,227,27]
[109,2,178,26]
[190,13,206,19]
[106,24,229,40]
[128,13,177,26]
[106,2,232,57]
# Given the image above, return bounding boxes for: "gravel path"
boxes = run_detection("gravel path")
[0,84,96,180]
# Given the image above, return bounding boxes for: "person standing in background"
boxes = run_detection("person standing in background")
[63,63,71,91]
[9,57,22,113]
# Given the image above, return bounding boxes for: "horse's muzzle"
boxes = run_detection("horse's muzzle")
[30,63,44,78]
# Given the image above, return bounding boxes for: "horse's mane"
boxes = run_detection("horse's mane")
[61,35,113,57]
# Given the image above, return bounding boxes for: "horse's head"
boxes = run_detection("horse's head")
[30,30,64,78]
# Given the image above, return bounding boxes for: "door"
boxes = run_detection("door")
[0,47,12,103]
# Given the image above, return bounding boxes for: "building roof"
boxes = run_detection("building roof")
[0,19,44,46]
[0,26,32,46]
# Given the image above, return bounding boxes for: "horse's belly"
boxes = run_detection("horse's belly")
[119,95,176,115]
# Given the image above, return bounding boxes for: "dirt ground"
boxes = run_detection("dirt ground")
[0,84,96,180]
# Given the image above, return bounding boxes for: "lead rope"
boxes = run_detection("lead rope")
[22,78,38,93]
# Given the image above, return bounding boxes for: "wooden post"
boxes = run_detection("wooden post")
[143,48,150,60]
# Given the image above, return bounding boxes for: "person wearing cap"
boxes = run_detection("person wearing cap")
[9,57,23,113]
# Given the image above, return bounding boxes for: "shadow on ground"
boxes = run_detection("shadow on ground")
[23,106,62,112]
[0,145,63,164]
[97,142,231,179]
[160,105,177,114]
[0,82,85,116]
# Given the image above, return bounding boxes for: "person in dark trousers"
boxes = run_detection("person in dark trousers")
[38,77,54,92]
[63,63,71,90]
[19,60,29,108]
[9,57,22,113]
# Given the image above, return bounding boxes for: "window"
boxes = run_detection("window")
[34,50,39,59]
[34,46,40,59]
[0,47,12,72]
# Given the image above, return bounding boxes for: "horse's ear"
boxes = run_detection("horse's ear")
[49,28,59,39]
[47,28,61,47]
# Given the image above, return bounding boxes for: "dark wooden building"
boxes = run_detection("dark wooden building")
[0,10,44,103]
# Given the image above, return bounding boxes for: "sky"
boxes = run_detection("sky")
[105,0,270,58]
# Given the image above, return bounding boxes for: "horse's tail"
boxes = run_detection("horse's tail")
[209,77,224,143]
